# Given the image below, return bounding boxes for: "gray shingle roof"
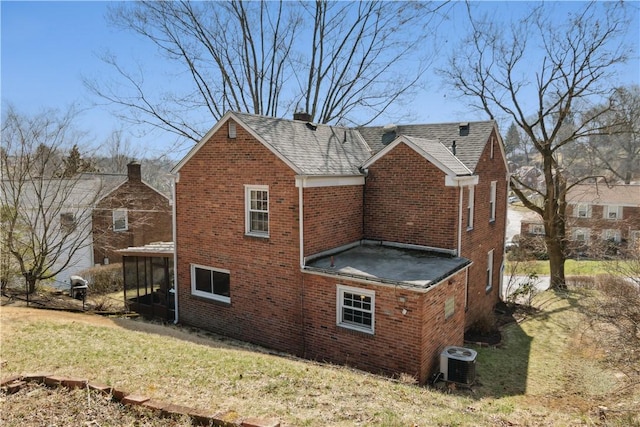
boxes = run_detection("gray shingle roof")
[234,112,373,176]
[402,136,472,176]
[567,184,640,206]
[357,121,497,172]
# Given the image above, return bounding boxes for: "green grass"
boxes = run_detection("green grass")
[2,291,638,426]
[505,259,632,276]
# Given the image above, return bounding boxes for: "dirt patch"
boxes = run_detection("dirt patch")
[0,382,192,427]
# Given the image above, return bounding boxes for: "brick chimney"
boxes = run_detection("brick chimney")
[293,112,312,122]
[127,161,142,182]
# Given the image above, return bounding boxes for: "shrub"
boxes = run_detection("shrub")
[469,310,497,335]
[78,264,123,295]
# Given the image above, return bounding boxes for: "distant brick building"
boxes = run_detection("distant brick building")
[171,112,508,383]
[92,162,172,265]
[520,183,640,258]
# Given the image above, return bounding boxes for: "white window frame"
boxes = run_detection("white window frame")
[245,185,269,237]
[572,228,590,242]
[113,209,128,232]
[486,249,494,291]
[604,205,623,220]
[467,186,475,230]
[336,285,375,334]
[530,224,544,235]
[489,181,497,222]
[190,264,231,303]
[602,229,621,243]
[575,204,591,218]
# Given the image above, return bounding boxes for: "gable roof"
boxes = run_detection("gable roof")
[361,135,472,177]
[173,111,373,176]
[173,113,502,179]
[357,121,498,172]
[568,184,640,207]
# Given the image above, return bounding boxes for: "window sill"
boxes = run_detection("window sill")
[466,227,474,232]
[190,292,231,305]
[245,232,270,239]
[337,324,375,336]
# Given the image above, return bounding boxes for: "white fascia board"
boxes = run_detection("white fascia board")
[445,175,479,187]
[171,111,301,175]
[172,111,236,174]
[362,136,471,179]
[295,175,365,188]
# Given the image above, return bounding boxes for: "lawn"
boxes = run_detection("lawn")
[506,258,632,276]
[1,289,638,426]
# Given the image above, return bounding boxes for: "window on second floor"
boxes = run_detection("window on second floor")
[575,204,591,218]
[245,185,269,237]
[489,181,497,222]
[467,186,475,230]
[604,205,623,220]
[113,209,128,232]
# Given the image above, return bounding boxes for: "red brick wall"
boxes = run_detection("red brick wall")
[175,119,304,355]
[363,143,458,249]
[460,130,507,328]
[303,186,363,256]
[301,268,467,383]
[93,181,172,264]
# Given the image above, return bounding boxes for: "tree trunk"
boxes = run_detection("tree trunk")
[25,275,37,294]
[547,237,567,290]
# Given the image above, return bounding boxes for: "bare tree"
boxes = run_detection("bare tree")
[85,0,447,148]
[583,85,640,184]
[1,106,103,293]
[440,2,633,289]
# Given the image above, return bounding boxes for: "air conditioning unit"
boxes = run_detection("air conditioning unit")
[440,346,477,385]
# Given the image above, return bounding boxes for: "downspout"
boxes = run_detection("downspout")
[299,178,306,355]
[299,179,305,268]
[457,182,464,256]
[171,173,179,324]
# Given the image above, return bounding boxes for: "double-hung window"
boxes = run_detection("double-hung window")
[191,264,231,303]
[486,249,494,291]
[489,181,497,222]
[467,186,475,230]
[604,205,623,220]
[113,209,128,232]
[245,185,269,237]
[575,204,591,218]
[60,212,76,234]
[337,285,375,334]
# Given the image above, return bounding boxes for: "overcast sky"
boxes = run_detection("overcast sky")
[2,1,639,159]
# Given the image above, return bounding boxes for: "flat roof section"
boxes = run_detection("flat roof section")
[304,242,471,290]
[117,241,174,257]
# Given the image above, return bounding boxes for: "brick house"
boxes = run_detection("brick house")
[171,112,508,383]
[92,162,172,265]
[519,183,640,258]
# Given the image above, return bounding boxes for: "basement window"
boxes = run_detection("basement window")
[191,264,231,303]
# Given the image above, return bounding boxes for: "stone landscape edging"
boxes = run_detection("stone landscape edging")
[1,374,280,427]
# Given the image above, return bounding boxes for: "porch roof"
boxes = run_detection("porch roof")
[117,241,174,257]
[304,241,471,290]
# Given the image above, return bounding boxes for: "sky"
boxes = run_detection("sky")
[2,1,639,160]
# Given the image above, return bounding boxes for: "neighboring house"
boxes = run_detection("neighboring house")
[519,183,640,258]
[1,174,119,288]
[566,184,640,257]
[171,112,508,383]
[513,165,542,190]
[92,162,172,266]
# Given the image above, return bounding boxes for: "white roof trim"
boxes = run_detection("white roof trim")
[295,175,365,188]
[171,111,302,174]
[361,135,472,177]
